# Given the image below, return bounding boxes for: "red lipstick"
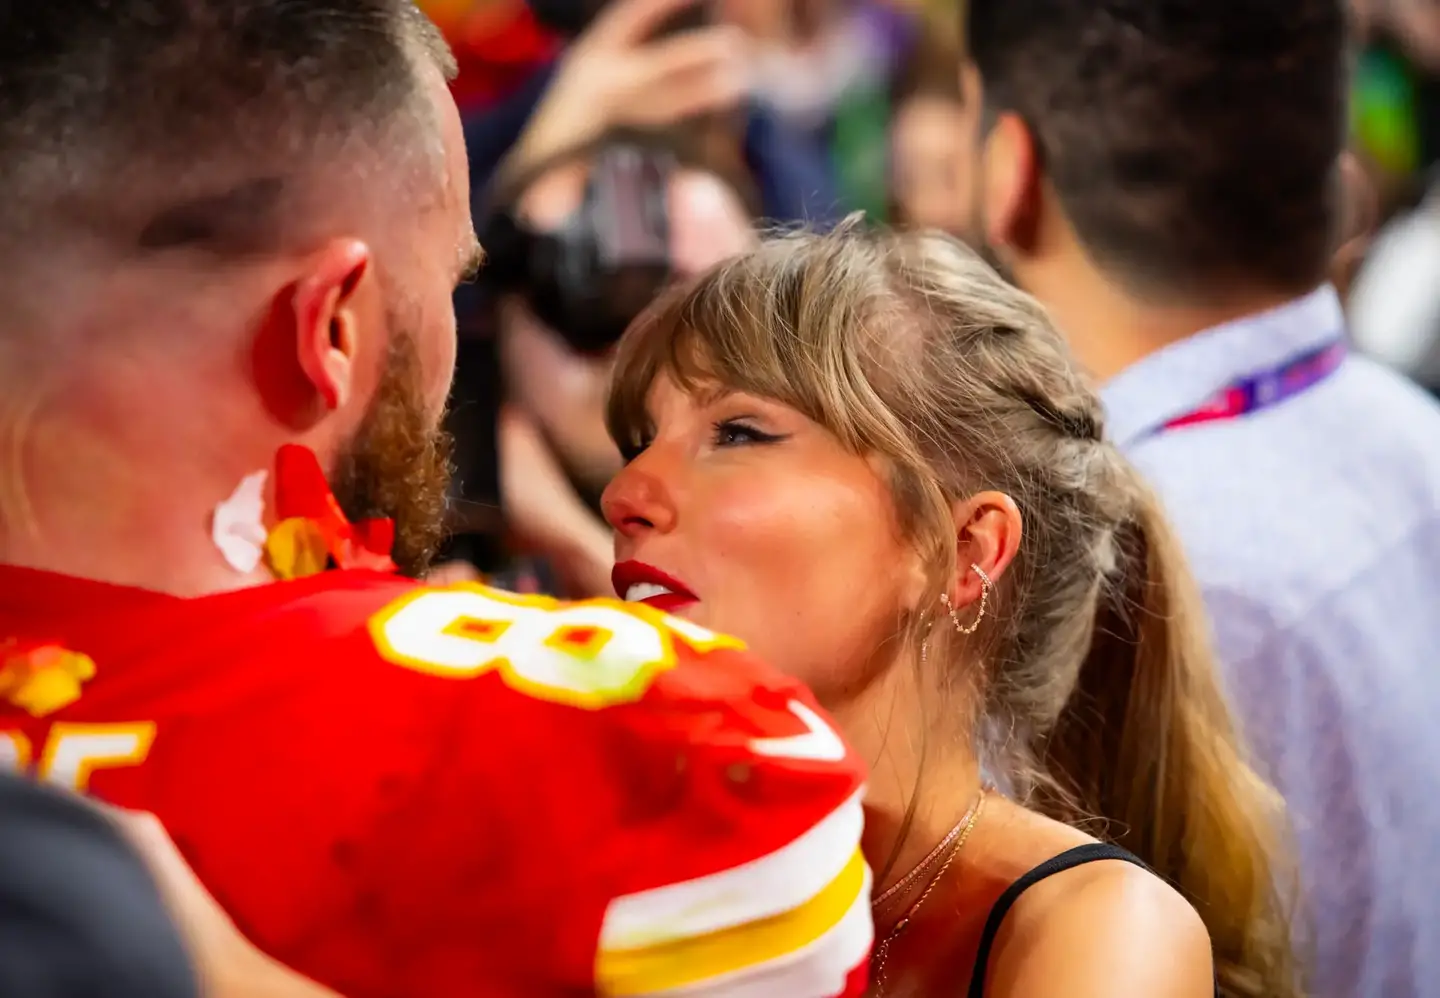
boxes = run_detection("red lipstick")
[611,561,699,613]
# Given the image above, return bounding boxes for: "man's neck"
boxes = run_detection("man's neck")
[0,404,280,598]
[1020,261,1310,383]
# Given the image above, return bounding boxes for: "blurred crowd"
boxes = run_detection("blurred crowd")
[430,0,1440,595]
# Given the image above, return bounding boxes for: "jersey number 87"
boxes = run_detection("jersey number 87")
[369,585,745,709]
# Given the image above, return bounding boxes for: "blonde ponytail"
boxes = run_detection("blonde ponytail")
[1041,473,1301,998]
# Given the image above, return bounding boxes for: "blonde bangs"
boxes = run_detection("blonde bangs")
[607,233,901,458]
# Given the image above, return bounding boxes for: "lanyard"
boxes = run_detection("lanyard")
[1159,339,1348,435]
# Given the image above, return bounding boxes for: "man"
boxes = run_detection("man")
[0,4,871,996]
[959,3,1440,996]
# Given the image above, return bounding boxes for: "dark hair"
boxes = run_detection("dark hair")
[0,1,454,264]
[965,0,1350,296]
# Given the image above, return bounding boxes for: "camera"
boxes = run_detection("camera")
[477,141,678,355]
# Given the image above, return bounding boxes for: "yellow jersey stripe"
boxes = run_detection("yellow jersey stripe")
[597,847,869,997]
[600,790,866,948]
[608,885,873,998]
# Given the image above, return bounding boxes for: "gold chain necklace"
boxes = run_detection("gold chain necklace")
[869,791,987,997]
[871,796,980,910]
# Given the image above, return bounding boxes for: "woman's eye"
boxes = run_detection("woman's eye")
[712,419,782,447]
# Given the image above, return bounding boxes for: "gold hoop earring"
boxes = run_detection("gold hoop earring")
[939,564,992,636]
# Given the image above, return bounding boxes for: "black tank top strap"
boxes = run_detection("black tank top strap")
[965,843,1149,998]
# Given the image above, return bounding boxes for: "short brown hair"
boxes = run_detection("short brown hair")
[0,1,455,266]
[966,0,1349,297]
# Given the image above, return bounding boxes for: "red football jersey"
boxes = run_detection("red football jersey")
[0,566,872,997]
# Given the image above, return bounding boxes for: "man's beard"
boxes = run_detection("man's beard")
[329,330,454,579]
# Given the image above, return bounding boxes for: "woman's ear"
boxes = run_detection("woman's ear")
[948,491,1022,612]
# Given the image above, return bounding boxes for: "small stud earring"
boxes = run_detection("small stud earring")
[940,564,992,636]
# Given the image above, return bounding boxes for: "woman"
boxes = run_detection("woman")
[600,224,1299,997]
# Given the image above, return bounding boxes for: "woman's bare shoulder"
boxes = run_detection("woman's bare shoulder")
[981,850,1212,998]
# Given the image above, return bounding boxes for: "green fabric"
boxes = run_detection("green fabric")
[831,81,893,222]
[1354,46,1420,176]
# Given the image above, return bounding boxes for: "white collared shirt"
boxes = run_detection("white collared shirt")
[1104,285,1440,998]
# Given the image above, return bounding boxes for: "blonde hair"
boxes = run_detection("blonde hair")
[607,224,1300,998]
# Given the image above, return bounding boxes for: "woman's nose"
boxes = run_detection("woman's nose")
[601,452,679,538]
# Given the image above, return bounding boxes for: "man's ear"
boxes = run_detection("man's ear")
[983,111,1043,256]
[292,239,373,412]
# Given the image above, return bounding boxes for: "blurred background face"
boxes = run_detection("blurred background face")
[891,93,973,234]
[602,377,921,703]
